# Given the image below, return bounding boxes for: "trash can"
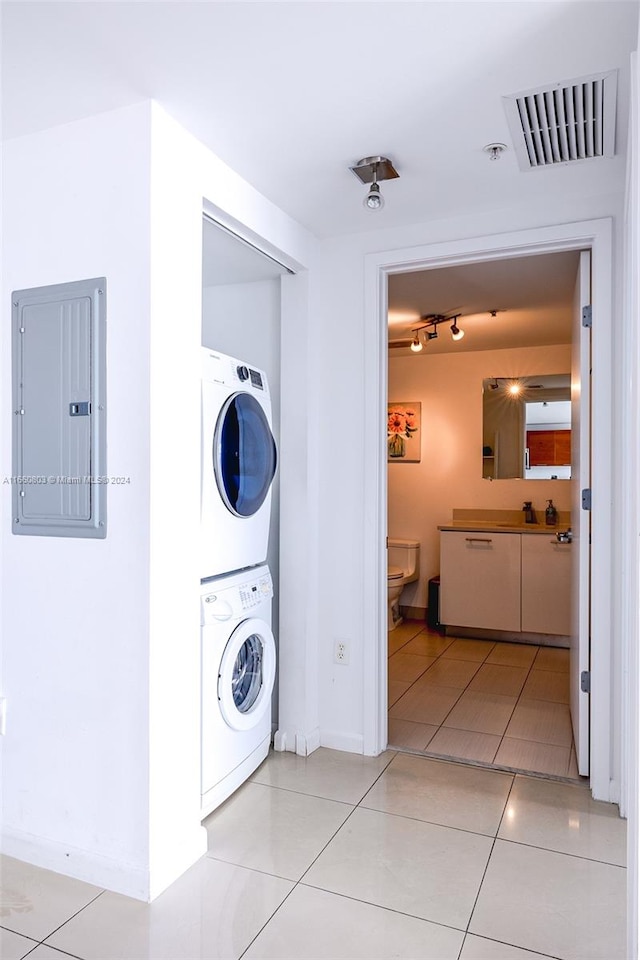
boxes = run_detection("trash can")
[427,576,441,631]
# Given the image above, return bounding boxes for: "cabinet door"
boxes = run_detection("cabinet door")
[440,532,521,631]
[527,430,555,465]
[521,535,572,635]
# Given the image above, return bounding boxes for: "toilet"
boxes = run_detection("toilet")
[387,538,420,631]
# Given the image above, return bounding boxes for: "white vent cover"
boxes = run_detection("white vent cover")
[503,70,617,171]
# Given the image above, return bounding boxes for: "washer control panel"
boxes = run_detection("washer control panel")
[201,567,273,624]
[239,572,272,610]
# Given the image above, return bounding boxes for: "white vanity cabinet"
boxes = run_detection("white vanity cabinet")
[440,531,521,632]
[440,529,571,636]
[521,534,572,635]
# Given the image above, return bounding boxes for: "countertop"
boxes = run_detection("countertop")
[438,508,571,535]
[438,521,565,535]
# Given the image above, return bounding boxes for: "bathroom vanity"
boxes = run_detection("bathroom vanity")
[438,509,572,641]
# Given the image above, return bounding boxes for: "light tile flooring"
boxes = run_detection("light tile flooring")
[389,622,579,778]
[0,748,626,959]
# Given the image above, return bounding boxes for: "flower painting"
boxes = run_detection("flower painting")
[387,403,421,462]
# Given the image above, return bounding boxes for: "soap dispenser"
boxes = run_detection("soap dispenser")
[522,501,536,524]
[545,499,558,526]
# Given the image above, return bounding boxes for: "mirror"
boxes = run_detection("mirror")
[482,374,571,480]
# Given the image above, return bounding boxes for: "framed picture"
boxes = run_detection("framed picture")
[387,402,421,462]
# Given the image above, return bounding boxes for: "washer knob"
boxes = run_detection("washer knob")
[237,365,249,381]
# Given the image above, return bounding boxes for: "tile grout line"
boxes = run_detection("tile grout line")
[23,888,105,958]
[488,644,544,768]
[238,756,400,960]
[237,795,366,960]
[496,835,628,868]
[463,771,517,940]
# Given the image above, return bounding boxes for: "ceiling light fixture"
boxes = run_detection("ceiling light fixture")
[405,313,466,348]
[450,320,465,341]
[350,155,399,211]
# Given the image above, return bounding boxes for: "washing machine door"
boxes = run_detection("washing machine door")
[218,617,276,732]
[213,393,277,518]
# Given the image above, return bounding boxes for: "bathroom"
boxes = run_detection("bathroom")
[386,251,578,778]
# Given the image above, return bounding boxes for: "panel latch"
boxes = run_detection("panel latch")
[69,401,91,417]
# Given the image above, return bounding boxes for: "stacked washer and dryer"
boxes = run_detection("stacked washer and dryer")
[200,348,278,819]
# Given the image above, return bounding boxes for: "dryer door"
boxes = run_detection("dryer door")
[213,393,277,518]
[218,617,276,732]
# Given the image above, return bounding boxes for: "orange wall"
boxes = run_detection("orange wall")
[388,343,572,609]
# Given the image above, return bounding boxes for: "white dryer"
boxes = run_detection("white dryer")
[200,564,276,819]
[201,348,277,580]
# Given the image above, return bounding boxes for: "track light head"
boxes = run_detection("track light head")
[410,334,423,353]
[450,320,465,341]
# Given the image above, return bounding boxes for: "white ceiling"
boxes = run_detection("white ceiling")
[388,250,580,354]
[2,2,637,239]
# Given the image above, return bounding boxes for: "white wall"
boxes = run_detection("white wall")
[1,102,153,895]
[146,103,317,893]
[388,344,572,611]
[311,191,625,763]
[0,100,317,900]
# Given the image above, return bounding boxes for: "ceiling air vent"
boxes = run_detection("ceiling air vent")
[503,70,617,171]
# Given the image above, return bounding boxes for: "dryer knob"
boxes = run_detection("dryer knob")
[237,365,249,382]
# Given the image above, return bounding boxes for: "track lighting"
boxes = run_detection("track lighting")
[350,155,399,211]
[450,320,465,341]
[410,333,423,352]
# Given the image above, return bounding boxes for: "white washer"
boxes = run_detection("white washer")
[201,347,277,580]
[200,564,276,818]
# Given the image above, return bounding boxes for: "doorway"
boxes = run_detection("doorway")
[361,219,614,803]
[385,250,584,780]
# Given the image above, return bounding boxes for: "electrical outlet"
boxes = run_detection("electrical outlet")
[0,698,6,736]
[334,640,349,665]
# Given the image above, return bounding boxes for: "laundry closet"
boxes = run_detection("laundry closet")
[200,216,287,814]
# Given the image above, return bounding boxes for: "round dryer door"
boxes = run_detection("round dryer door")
[218,617,276,732]
[213,393,277,518]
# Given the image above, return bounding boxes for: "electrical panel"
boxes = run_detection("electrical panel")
[12,278,107,538]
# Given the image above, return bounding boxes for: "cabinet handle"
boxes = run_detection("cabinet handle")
[465,537,493,543]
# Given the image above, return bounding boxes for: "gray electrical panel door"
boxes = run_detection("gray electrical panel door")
[12,278,107,538]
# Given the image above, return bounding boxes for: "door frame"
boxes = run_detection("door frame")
[362,218,614,803]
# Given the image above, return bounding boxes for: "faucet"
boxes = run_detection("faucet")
[522,501,536,524]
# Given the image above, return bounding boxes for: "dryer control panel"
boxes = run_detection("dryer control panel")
[201,567,273,625]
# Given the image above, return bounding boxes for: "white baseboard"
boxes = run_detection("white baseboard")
[319,730,365,754]
[273,727,320,756]
[1,825,150,900]
[1,822,207,902]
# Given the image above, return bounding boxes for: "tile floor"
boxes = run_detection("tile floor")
[0,748,626,959]
[388,621,579,778]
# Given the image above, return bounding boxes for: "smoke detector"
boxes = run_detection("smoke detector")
[503,70,618,171]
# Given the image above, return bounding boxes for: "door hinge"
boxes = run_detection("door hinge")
[581,670,591,693]
[582,305,592,328]
[581,488,592,510]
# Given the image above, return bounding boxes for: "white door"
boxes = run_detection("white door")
[571,249,591,776]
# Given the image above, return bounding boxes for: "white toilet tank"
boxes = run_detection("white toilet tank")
[388,538,420,581]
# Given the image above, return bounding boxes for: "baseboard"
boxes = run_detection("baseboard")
[273,726,320,756]
[148,825,208,902]
[1,825,151,900]
[319,730,364,754]
[444,625,570,648]
[400,605,427,621]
